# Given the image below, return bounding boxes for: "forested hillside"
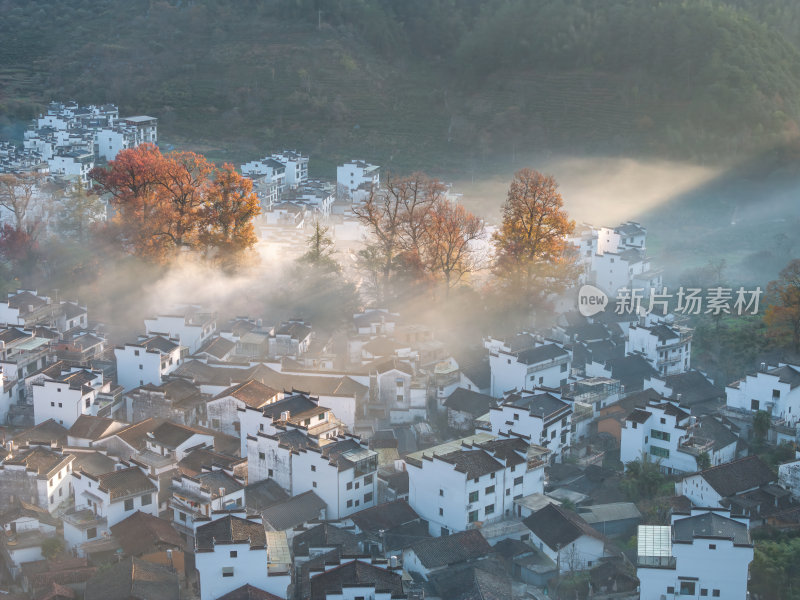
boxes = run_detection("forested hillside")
[2,0,800,175]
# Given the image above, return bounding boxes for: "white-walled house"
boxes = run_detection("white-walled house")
[488,390,572,461]
[239,392,344,460]
[145,421,216,461]
[406,433,548,536]
[523,503,609,572]
[626,321,692,376]
[114,336,183,392]
[0,445,75,513]
[207,379,281,437]
[194,511,290,600]
[270,150,309,188]
[675,456,776,510]
[337,160,380,198]
[170,468,245,540]
[620,399,737,474]
[726,363,800,426]
[71,465,158,528]
[62,505,110,557]
[144,309,217,354]
[488,340,572,397]
[0,500,59,580]
[246,429,378,520]
[309,558,404,600]
[637,509,753,600]
[32,367,105,428]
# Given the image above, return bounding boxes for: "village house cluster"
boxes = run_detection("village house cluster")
[0,105,795,600]
[0,101,157,186]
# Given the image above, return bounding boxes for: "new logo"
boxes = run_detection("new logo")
[578,285,608,317]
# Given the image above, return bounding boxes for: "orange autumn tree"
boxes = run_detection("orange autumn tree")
[91,145,260,263]
[493,168,576,299]
[201,164,260,263]
[423,197,485,294]
[765,259,800,352]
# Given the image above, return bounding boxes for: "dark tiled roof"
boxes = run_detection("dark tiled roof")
[625,408,652,424]
[364,357,414,375]
[192,470,244,496]
[379,468,409,495]
[84,556,179,600]
[514,343,568,365]
[362,336,406,356]
[195,514,266,550]
[138,335,179,353]
[275,429,313,452]
[260,394,318,420]
[5,446,70,475]
[310,560,403,600]
[369,429,398,449]
[658,370,724,411]
[214,379,279,408]
[216,585,283,600]
[522,504,604,551]
[445,388,496,417]
[261,491,326,531]
[477,437,529,467]
[68,415,118,440]
[98,467,156,499]
[148,421,201,449]
[439,448,504,479]
[111,418,164,451]
[178,447,243,477]
[408,529,491,568]
[69,451,117,476]
[493,538,533,559]
[454,347,491,390]
[244,479,291,512]
[504,392,569,419]
[196,336,235,359]
[695,416,738,451]
[770,365,800,389]
[110,511,184,556]
[698,456,776,497]
[13,419,68,446]
[672,512,749,544]
[350,499,420,533]
[292,523,362,557]
[644,324,679,342]
[602,355,659,391]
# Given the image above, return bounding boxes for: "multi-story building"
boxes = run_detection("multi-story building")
[0,445,75,512]
[144,308,216,355]
[626,320,692,376]
[270,150,309,188]
[32,366,105,428]
[114,336,183,392]
[207,379,281,437]
[239,392,344,460]
[488,390,572,461]
[406,433,548,536]
[620,399,738,474]
[637,508,753,600]
[194,511,291,600]
[726,362,800,430]
[71,465,158,528]
[337,160,380,199]
[170,467,245,541]
[246,427,377,520]
[487,338,572,397]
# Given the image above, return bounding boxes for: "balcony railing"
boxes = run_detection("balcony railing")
[678,436,714,457]
[637,555,676,569]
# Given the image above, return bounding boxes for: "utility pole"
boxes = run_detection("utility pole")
[318,10,322,31]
